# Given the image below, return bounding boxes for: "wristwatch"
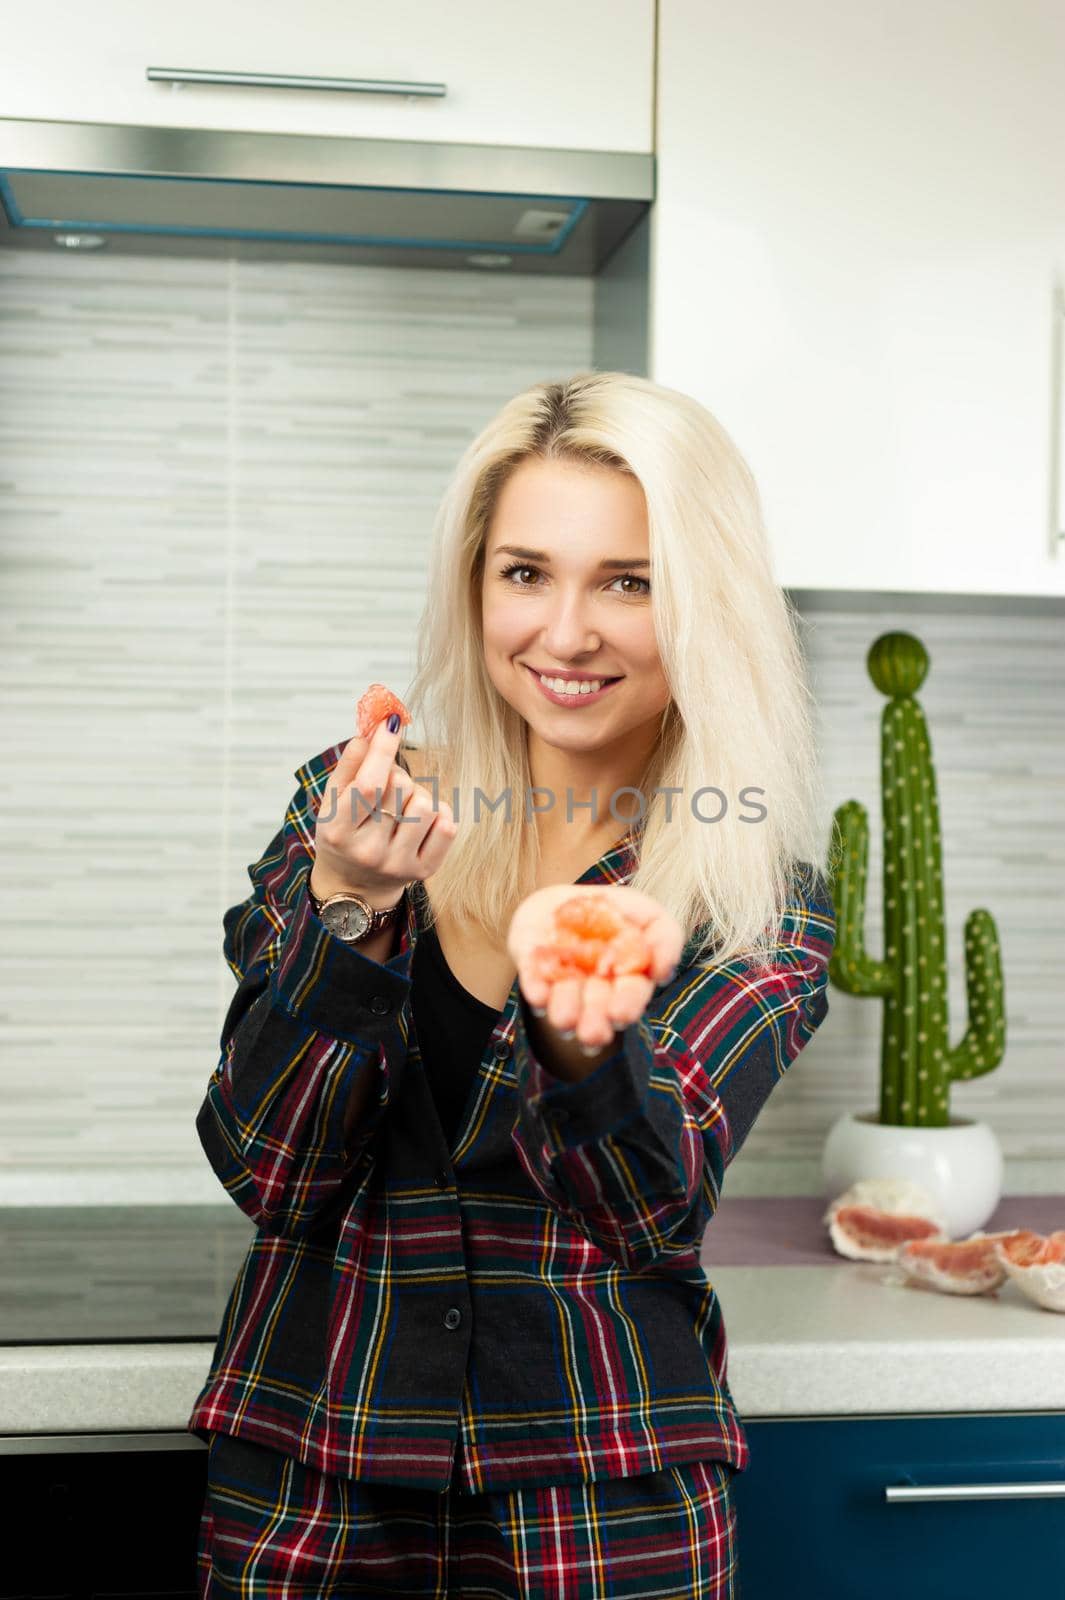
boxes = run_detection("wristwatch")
[307,880,409,944]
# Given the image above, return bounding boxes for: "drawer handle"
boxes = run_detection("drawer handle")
[146,67,447,98]
[885,1481,1065,1503]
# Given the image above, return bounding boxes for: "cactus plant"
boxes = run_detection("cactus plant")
[827,631,1006,1127]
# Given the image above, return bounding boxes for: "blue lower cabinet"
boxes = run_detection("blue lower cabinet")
[731,1412,1065,1600]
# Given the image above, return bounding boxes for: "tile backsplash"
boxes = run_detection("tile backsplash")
[1,251,1062,1203]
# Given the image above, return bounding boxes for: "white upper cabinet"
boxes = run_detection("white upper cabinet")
[2,0,655,153]
[651,0,1065,597]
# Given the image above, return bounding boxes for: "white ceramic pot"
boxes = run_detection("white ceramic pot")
[821,1110,1004,1237]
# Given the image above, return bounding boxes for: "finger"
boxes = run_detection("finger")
[623,905,684,982]
[400,781,455,836]
[350,716,412,824]
[575,975,617,1048]
[383,783,452,864]
[519,966,553,1013]
[319,711,405,813]
[409,803,458,877]
[605,973,655,1028]
[648,928,685,985]
[544,976,582,1037]
[315,729,368,822]
[360,766,420,829]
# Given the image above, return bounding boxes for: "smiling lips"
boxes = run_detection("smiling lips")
[525,664,623,706]
[532,671,620,683]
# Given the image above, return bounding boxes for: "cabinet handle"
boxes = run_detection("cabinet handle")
[885,1481,1065,1503]
[146,67,446,98]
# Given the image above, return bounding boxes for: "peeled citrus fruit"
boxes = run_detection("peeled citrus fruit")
[823,1178,948,1262]
[355,683,411,739]
[528,891,654,986]
[994,1228,1065,1313]
[554,897,626,942]
[603,925,656,976]
[827,1204,946,1263]
[822,1180,1065,1310]
[895,1231,1035,1296]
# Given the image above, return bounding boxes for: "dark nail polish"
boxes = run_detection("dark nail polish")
[386,712,401,733]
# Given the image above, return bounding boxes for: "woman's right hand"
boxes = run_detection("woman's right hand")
[310,716,456,909]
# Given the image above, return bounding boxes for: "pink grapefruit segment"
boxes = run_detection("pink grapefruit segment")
[355,683,412,740]
[995,1229,1051,1268]
[828,1203,946,1264]
[528,892,654,987]
[895,1231,1034,1296]
[994,1228,1065,1312]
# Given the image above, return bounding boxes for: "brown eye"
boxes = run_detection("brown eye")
[500,562,540,586]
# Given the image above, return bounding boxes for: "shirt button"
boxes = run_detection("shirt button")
[444,1307,462,1330]
[434,1169,449,1189]
[493,1038,511,1061]
[369,995,391,1015]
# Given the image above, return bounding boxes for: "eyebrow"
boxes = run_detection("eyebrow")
[493,544,651,571]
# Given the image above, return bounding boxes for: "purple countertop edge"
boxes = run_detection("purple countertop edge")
[699,1195,1065,1269]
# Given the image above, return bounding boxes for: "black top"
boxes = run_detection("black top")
[411,919,501,1149]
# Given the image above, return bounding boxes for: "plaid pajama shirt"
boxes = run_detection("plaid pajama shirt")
[188,735,834,1588]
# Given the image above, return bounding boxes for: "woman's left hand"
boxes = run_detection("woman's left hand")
[507,885,685,1052]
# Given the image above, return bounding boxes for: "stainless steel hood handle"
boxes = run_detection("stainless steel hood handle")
[885,1481,1065,1503]
[146,67,447,98]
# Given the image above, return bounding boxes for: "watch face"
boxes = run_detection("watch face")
[322,898,371,941]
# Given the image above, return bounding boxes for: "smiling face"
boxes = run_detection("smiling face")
[480,455,672,759]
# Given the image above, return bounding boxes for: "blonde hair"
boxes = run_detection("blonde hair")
[404,370,828,973]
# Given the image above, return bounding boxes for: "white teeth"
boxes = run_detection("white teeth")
[539,673,608,695]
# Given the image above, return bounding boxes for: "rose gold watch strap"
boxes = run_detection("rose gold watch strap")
[365,895,406,932]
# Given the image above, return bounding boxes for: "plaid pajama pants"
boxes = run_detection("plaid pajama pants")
[197,1429,740,1598]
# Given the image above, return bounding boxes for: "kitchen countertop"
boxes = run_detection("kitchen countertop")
[2,1194,1063,1440]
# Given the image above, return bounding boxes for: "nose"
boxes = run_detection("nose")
[539,592,601,658]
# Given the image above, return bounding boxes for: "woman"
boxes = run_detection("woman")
[189,371,836,1597]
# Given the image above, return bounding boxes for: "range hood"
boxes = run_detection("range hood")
[0,117,653,275]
